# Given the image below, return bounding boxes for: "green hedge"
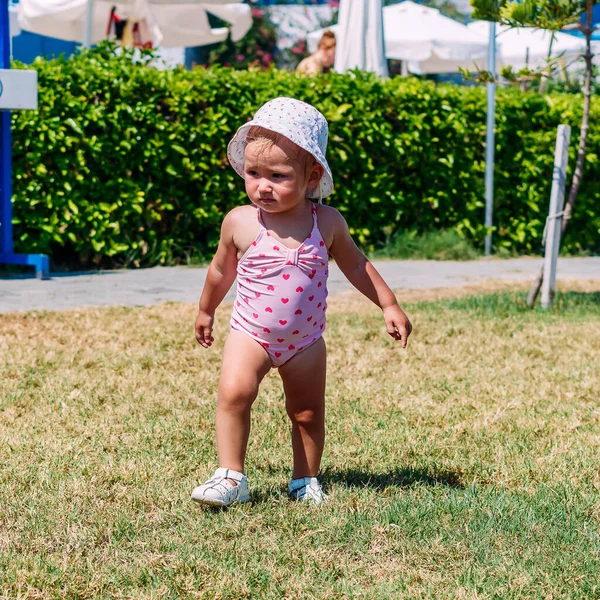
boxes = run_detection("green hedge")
[12,44,600,268]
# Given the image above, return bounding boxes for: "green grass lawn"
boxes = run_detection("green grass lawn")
[1,285,600,599]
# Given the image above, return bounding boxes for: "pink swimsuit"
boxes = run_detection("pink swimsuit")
[231,205,329,367]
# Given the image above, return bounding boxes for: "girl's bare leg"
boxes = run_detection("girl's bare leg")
[216,331,272,473]
[278,338,327,478]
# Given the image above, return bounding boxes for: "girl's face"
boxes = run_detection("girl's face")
[243,139,323,214]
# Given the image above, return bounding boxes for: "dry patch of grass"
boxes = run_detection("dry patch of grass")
[1,283,600,598]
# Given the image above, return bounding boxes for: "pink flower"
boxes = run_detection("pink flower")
[236,54,245,62]
[252,9,263,18]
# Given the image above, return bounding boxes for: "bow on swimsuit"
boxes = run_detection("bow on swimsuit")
[231,204,329,367]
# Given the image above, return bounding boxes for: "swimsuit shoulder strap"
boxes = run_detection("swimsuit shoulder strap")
[256,207,266,230]
[311,203,318,226]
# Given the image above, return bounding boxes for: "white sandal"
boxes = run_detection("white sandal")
[289,477,328,505]
[191,468,249,506]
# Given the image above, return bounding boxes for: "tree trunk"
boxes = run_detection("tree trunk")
[526,1,594,307]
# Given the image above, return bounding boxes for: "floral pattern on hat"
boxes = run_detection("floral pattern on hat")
[227,97,334,199]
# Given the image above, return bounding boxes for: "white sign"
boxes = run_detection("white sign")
[0,70,38,110]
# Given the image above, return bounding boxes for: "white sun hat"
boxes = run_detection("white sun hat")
[227,97,334,200]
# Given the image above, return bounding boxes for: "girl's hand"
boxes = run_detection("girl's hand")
[382,305,412,348]
[195,310,215,348]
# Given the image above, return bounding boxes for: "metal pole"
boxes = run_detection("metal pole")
[0,1,49,278]
[541,125,571,309]
[484,21,497,256]
[84,0,94,48]
[0,0,12,255]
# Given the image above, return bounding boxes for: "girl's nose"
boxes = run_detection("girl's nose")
[258,179,272,193]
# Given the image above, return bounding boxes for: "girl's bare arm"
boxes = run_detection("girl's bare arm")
[195,212,239,347]
[328,209,412,347]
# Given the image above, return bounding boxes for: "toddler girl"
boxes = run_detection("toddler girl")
[192,97,412,506]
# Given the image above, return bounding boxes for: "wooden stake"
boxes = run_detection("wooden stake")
[541,125,571,309]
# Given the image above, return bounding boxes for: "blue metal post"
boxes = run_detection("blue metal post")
[0,0,11,256]
[0,0,49,278]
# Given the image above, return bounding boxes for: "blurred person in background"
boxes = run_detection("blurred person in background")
[296,30,336,75]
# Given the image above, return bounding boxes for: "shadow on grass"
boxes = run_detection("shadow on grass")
[244,465,466,504]
[321,467,466,490]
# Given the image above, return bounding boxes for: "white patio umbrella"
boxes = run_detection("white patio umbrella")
[17,0,252,48]
[308,0,490,74]
[334,0,388,76]
[468,20,594,72]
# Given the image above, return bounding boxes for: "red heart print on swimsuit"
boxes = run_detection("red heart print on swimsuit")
[308,296,314,302]
[265,307,273,313]
[283,274,290,280]
[275,352,282,358]
[273,246,280,251]
[267,285,275,291]
[296,287,303,292]
[281,298,289,304]
[263,327,270,333]
[255,292,261,298]
[288,345,295,350]
[293,330,299,335]
[279,320,287,325]
[295,309,302,315]
[277,338,285,343]
[253,313,259,319]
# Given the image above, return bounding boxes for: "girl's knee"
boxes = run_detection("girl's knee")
[218,378,259,412]
[286,406,323,426]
